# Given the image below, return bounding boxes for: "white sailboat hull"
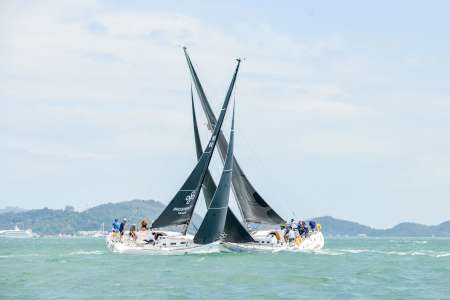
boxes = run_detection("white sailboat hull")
[105,233,226,255]
[222,231,325,253]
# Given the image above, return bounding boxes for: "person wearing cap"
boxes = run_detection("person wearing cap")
[119,218,127,241]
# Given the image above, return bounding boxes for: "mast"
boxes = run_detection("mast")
[151,58,241,233]
[184,48,285,225]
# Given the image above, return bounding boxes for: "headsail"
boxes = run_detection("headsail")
[194,104,236,244]
[191,89,254,243]
[152,58,241,232]
[184,49,285,225]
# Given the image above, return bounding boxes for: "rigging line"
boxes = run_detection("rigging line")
[227,70,247,225]
[189,81,213,228]
[191,222,198,233]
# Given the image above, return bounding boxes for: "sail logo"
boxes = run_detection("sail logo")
[185,190,196,205]
[208,135,217,148]
[173,206,191,215]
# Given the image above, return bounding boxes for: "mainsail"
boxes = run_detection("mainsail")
[184,49,285,225]
[194,104,236,244]
[191,88,254,243]
[152,58,241,232]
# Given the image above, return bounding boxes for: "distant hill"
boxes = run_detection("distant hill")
[0,206,27,215]
[314,216,374,236]
[314,216,450,237]
[0,200,202,235]
[1,202,449,237]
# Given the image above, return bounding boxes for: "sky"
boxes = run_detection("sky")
[1,0,449,228]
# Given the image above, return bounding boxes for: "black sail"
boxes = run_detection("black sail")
[191,89,254,243]
[184,49,285,225]
[152,59,241,231]
[194,104,236,244]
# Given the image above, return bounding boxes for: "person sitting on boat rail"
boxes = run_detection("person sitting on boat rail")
[137,220,155,244]
[139,220,148,231]
[129,224,138,241]
[119,218,127,241]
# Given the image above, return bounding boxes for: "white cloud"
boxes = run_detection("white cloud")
[1,1,449,227]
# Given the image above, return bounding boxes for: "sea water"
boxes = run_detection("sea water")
[1,237,449,299]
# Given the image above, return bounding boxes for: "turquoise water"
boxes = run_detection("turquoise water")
[1,237,449,299]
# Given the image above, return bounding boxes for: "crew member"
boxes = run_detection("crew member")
[119,218,127,240]
[111,218,120,240]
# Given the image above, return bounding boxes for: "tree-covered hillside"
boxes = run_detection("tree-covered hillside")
[1,202,449,236]
[314,216,450,237]
[0,200,202,235]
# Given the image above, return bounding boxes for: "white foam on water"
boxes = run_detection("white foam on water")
[271,248,287,254]
[436,253,450,258]
[366,249,450,258]
[313,249,344,256]
[324,248,425,256]
[68,250,104,256]
[384,251,409,256]
[339,249,370,254]
[258,247,450,258]
[0,253,45,258]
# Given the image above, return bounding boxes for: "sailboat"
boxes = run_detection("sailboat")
[106,57,241,255]
[185,49,324,252]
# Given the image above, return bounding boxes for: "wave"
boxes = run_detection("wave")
[313,249,344,256]
[0,250,105,259]
[267,248,344,255]
[68,250,104,256]
[0,253,46,258]
[252,247,450,258]
[329,248,450,258]
[389,240,429,244]
[436,253,450,258]
[384,251,409,256]
[382,250,450,258]
[340,249,370,254]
